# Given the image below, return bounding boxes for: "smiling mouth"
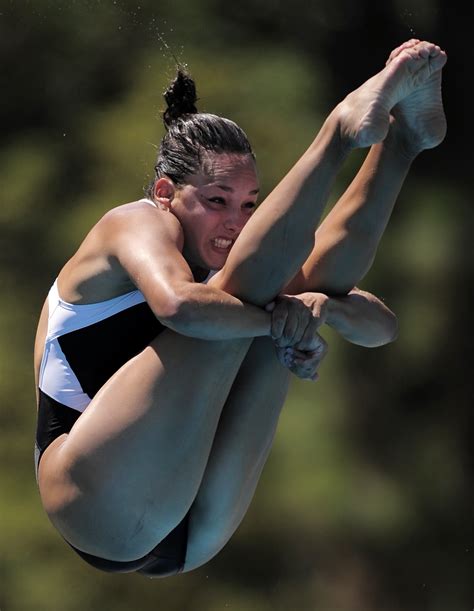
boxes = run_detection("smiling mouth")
[212,238,233,249]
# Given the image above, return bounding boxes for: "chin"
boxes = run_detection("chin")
[202,252,230,271]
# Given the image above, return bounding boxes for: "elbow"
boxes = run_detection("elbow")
[153,286,198,333]
[151,290,185,329]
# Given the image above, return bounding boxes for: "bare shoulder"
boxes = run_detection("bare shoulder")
[100,200,184,251]
[58,199,188,304]
[101,200,196,319]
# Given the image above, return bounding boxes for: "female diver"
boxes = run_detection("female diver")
[34,39,447,577]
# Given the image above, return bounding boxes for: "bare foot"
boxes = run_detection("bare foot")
[387,39,447,152]
[335,40,447,149]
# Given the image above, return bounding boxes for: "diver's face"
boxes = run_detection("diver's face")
[170,153,259,270]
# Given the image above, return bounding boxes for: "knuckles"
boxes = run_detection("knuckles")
[270,294,325,346]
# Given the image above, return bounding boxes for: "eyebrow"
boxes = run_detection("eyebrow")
[215,184,260,195]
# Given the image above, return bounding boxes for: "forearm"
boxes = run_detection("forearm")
[326,288,398,347]
[160,282,271,340]
[300,121,417,295]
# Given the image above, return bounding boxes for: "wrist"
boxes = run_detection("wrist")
[263,310,273,338]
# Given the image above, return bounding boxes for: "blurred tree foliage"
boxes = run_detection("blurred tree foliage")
[1,1,472,610]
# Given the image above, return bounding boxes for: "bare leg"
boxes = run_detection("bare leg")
[179,41,449,569]
[183,337,290,571]
[284,40,447,295]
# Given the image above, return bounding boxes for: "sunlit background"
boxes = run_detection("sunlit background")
[1,1,472,610]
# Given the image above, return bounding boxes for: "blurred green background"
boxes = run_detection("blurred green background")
[1,1,472,610]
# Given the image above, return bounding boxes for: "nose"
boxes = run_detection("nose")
[223,210,246,233]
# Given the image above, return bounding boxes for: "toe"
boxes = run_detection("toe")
[386,39,421,64]
[430,49,448,71]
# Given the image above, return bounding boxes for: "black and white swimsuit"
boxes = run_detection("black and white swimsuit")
[35,278,167,469]
[39,279,158,410]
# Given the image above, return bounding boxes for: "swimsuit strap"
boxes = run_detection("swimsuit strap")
[138,197,157,208]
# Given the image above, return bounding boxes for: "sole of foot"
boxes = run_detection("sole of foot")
[338,40,447,149]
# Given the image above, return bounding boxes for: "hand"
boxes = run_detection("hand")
[266,292,329,350]
[275,332,328,381]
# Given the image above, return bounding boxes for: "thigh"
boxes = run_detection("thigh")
[183,336,291,571]
[38,329,252,562]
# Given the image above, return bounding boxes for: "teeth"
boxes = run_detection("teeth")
[213,238,232,248]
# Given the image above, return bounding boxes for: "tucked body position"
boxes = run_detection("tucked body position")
[34,39,447,577]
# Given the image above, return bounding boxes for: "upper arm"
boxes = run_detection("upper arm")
[107,206,195,321]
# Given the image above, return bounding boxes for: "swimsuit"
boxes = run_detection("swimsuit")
[35,199,211,577]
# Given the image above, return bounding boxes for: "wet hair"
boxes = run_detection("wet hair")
[146,69,255,196]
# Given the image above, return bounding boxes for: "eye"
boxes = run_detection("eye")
[243,201,257,211]
[208,197,226,205]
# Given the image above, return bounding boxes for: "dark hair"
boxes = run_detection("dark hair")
[146,69,255,196]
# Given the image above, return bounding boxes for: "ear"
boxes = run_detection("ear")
[153,178,176,210]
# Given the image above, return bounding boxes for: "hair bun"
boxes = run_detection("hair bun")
[163,69,198,128]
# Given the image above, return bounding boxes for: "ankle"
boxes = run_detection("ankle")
[384,117,422,162]
[314,108,354,158]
